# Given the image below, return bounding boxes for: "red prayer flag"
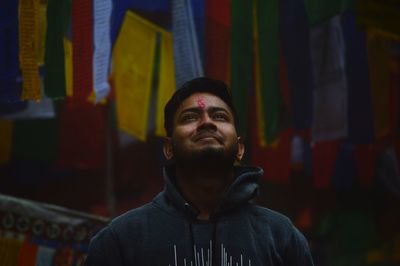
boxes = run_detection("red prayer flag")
[312,140,339,188]
[57,99,106,170]
[72,0,93,102]
[250,95,292,183]
[354,144,376,187]
[204,0,231,82]
[17,240,38,266]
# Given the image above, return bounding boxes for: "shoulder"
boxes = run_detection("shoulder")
[86,202,157,265]
[246,205,314,265]
[112,202,156,225]
[247,204,293,229]
[90,202,157,244]
[106,201,159,237]
[245,204,306,246]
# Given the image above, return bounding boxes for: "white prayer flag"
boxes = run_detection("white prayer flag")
[93,0,112,102]
[310,15,348,142]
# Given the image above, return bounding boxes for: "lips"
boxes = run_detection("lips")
[192,132,223,143]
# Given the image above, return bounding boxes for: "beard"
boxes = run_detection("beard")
[171,138,238,175]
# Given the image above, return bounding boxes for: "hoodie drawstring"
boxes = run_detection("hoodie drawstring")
[211,218,217,266]
[188,220,196,265]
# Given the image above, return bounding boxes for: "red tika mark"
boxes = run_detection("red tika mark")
[197,98,206,109]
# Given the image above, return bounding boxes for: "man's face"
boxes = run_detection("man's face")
[163,92,244,168]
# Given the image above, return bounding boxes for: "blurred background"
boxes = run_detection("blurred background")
[1,0,400,265]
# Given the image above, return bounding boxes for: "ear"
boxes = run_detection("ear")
[235,136,245,163]
[162,137,174,160]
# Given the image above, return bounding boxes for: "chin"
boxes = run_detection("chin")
[195,145,224,155]
[172,140,237,168]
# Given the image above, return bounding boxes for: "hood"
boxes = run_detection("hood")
[160,162,263,219]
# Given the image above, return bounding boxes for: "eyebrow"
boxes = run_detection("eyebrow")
[179,106,231,116]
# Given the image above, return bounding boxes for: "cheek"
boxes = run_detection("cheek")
[220,125,238,139]
[173,125,195,139]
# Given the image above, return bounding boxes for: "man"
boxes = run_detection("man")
[86,77,314,265]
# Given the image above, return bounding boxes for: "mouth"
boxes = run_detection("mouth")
[192,133,223,144]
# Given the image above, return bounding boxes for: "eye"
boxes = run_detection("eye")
[213,112,228,121]
[181,113,198,123]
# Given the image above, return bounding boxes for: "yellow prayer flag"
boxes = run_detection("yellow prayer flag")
[367,31,391,139]
[19,0,42,101]
[252,0,264,147]
[155,31,176,137]
[37,0,48,66]
[64,37,73,97]
[112,11,158,141]
[0,121,13,164]
[0,236,24,266]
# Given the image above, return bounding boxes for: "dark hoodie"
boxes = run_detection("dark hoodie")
[85,164,314,266]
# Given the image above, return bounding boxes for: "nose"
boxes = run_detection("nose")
[197,113,217,131]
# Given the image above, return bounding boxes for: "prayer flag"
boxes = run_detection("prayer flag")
[19,0,41,101]
[231,0,252,138]
[64,37,73,97]
[35,246,56,266]
[172,0,204,87]
[72,0,94,103]
[250,94,291,183]
[0,237,24,266]
[280,0,314,131]
[93,0,112,102]
[251,130,293,184]
[37,0,47,66]
[44,0,70,99]
[204,0,231,82]
[252,3,266,146]
[291,135,304,170]
[191,0,205,62]
[342,11,374,144]
[310,15,348,142]
[256,0,290,144]
[155,31,176,137]
[57,99,106,170]
[312,141,340,188]
[17,240,38,266]
[112,11,157,140]
[354,144,376,187]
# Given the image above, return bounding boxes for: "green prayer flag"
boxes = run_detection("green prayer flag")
[304,0,354,25]
[230,0,253,137]
[44,0,70,99]
[257,0,289,144]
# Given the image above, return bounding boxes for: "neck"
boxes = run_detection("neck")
[174,165,234,220]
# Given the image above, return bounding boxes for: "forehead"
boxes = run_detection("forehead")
[177,92,232,113]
